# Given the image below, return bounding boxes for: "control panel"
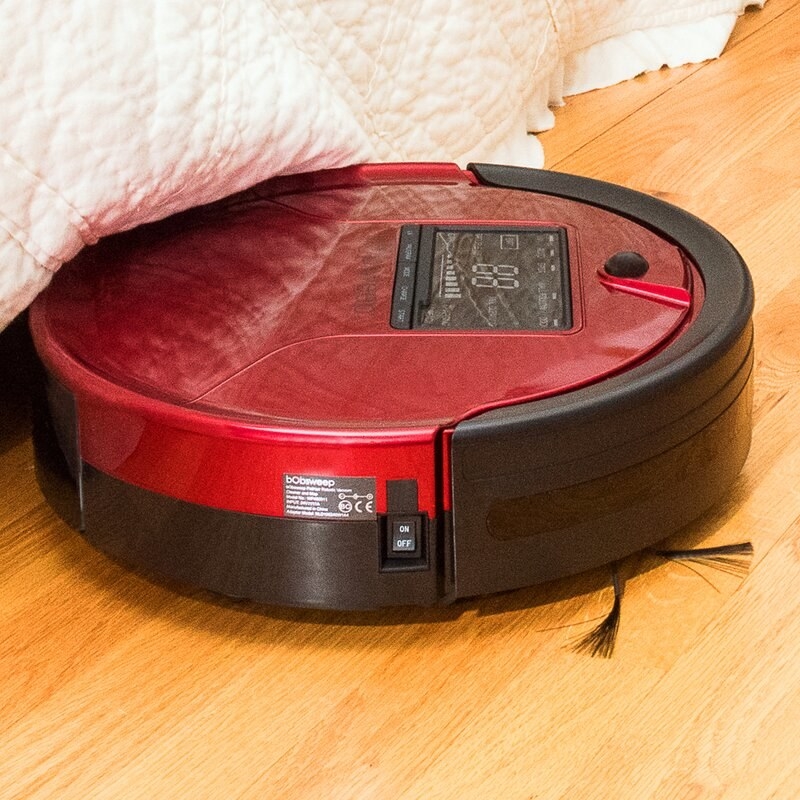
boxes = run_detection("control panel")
[391,224,571,331]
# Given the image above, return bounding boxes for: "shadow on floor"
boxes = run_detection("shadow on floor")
[0,312,36,454]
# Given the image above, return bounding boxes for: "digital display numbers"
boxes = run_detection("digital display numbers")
[416,227,571,331]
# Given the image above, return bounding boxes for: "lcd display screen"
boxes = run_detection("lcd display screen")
[415,227,571,331]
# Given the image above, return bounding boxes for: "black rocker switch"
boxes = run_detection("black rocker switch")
[388,516,421,559]
[383,481,426,569]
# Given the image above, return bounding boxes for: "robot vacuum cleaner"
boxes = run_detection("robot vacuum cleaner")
[29,163,754,609]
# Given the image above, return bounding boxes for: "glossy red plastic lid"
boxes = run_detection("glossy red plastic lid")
[32,164,701,430]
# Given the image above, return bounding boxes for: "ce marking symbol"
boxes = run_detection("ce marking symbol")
[338,491,375,515]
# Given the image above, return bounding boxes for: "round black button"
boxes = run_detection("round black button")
[604,251,650,278]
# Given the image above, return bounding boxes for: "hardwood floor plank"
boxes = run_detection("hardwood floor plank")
[548,0,800,206]
[539,0,796,168]
[558,525,800,799]
[539,63,703,167]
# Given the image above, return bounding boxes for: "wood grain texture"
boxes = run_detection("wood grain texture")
[1,3,798,797]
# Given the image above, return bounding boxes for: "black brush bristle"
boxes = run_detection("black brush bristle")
[572,567,623,658]
[653,542,754,577]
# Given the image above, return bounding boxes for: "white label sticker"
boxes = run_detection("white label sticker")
[283,475,377,520]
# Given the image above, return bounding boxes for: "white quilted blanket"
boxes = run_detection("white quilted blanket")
[1,0,759,330]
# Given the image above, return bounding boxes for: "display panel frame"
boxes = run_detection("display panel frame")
[391,224,572,332]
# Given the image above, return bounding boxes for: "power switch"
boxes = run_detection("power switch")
[389,517,420,558]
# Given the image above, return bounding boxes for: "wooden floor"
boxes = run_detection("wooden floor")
[2,2,799,797]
